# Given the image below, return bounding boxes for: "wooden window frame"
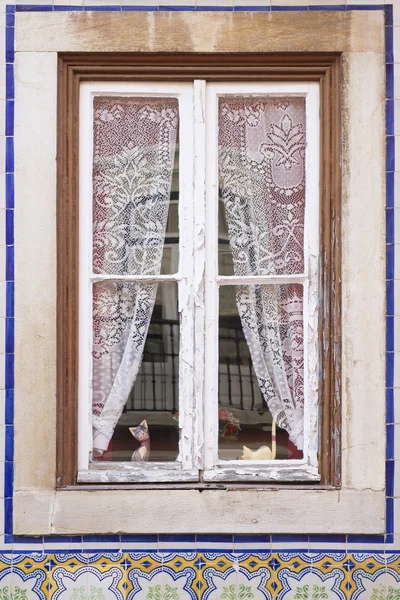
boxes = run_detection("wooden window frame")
[57,52,341,489]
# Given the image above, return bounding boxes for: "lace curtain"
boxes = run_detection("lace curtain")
[91,97,178,457]
[218,97,306,449]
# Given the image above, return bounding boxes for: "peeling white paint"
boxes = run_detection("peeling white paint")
[202,82,321,483]
[78,81,198,483]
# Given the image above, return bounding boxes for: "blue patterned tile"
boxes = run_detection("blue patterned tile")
[5,389,13,425]
[5,137,13,174]
[6,65,14,101]
[6,6,15,13]
[5,26,14,64]
[347,4,387,10]
[387,171,394,208]
[387,244,394,279]
[272,534,308,543]
[5,246,13,281]
[82,5,121,10]
[233,535,271,544]
[387,63,394,100]
[6,174,14,210]
[82,535,121,542]
[196,534,233,543]
[387,279,394,315]
[347,534,385,543]
[386,136,395,172]
[43,535,83,543]
[386,23,394,63]
[387,423,394,459]
[121,5,157,9]
[120,535,158,542]
[12,535,42,544]
[270,5,307,10]
[387,99,394,136]
[5,354,13,390]
[309,534,346,543]
[387,317,394,351]
[5,318,13,354]
[196,5,235,10]
[6,210,13,246]
[15,4,53,10]
[5,425,13,462]
[385,4,393,27]
[387,387,394,424]
[4,461,13,499]
[4,497,12,535]
[5,101,14,138]
[159,534,196,542]
[6,281,14,318]
[387,208,394,244]
[54,5,84,9]
[159,5,195,10]
[235,5,274,10]
[309,4,345,10]
[387,497,394,534]
[386,459,395,497]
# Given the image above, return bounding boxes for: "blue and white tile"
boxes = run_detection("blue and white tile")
[128,565,196,600]
[278,567,346,600]
[202,562,271,600]
[0,565,46,600]
[352,566,400,600]
[52,566,124,600]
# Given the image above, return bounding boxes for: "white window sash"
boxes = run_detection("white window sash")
[203,82,320,483]
[77,80,320,484]
[77,81,198,483]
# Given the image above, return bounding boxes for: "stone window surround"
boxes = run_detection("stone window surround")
[13,9,386,535]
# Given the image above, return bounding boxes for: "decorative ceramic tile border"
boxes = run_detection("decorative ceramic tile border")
[0,552,397,599]
[2,3,396,553]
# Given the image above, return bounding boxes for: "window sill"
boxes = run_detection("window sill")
[13,488,385,535]
[77,461,320,484]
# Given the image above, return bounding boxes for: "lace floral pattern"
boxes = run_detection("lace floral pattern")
[219,97,306,448]
[91,97,178,455]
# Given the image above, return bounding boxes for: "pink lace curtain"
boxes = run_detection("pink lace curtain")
[218,97,306,449]
[91,97,178,457]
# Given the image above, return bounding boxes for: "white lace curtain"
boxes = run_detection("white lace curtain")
[91,97,178,457]
[218,97,306,449]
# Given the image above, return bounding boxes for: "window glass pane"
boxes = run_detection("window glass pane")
[218,285,304,460]
[92,96,179,276]
[218,96,306,276]
[92,282,179,462]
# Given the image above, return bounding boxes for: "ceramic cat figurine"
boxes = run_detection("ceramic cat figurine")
[241,419,276,460]
[130,420,150,462]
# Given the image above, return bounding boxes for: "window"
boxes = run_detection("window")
[14,16,385,533]
[77,79,320,484]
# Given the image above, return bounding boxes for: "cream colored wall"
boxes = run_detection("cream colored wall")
[10,8,387,535]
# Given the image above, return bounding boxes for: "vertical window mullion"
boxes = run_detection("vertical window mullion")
[303,83,320,469]
[193,80,206,471]
[78,84,95,471]
[176,85,196,472]
[204,83,220,472]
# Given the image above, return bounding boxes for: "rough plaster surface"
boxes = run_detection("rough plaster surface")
[13,489,385,535]
[14,52,58,492]
[15,10,384,54]
[13,10,386,534]
[340,51,386,492]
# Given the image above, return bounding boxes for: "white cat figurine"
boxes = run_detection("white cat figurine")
[130,420,150,462]
[241,419,276,460]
